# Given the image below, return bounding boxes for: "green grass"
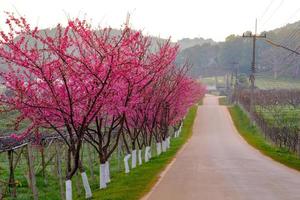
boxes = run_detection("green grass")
[256,77,300,89]
[0,109,29,135]
[200,76,226,87]
[91,105,198,200]
[228,105,300,171]
[255,105,300,128]
[201,75,300,89]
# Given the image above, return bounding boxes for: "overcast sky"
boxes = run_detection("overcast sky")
[0,0,300,41]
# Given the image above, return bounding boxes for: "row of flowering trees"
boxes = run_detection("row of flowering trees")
[0,14,205,199]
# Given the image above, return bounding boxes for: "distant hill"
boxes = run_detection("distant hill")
[177,37,215,50]
[176,20,300,79]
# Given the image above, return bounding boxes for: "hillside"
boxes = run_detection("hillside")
[177,37,215,50]
[176,20,300,79]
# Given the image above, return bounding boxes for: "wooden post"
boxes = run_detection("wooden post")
[0,181,3,200]
[8,150,16,198]
[75,172,81,197]
[27,143,39,200]
[86,144,94,178]
[55,143,65,200]
[117,137,122,172]
[40,145,47,185]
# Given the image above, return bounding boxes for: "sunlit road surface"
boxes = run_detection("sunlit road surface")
[143,95,300,200]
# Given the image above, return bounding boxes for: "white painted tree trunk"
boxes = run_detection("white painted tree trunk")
[124,154,131,173]
[167,136,171,149]
[148,146,152,159]
[131,150,137,168]
[162,140,167,152]
[156,142,162,156]
[145,147,149,162]
[138,149,143,165]
[81,172,92,199]
[145,146,151,162]
[105,161,111,183]
[66,179,72,200]
[99,164,107,189]
[178,124,182,137]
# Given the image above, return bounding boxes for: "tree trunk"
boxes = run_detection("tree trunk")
[105,161,111,183]
[8,150,16,198]
[124,154,131,173]
[65,179,72,200]
[156,142,162,156]
[131,150,137,168]
[41,146,47,184]
[162,140,167,152]
[80,171,92,199]
[145,146,151,162]
[86,145,94,178]
[78,162,92,199]
[138,149,143,165]
[99,163,107,189]
[55,143,65,200]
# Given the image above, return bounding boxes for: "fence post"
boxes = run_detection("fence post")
[8,150,16,198]
[55,142,65,200]
[86,144,94,178]
[27,143,38,200]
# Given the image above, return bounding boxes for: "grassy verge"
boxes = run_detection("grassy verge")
[228,105,300,171]
[91,105,198,200]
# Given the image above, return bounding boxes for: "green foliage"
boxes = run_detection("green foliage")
[229,105,300,171]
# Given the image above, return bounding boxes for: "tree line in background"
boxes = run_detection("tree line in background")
[177,20,300,79]
[0,13,206,200]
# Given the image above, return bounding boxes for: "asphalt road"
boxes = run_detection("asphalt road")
[143,95,300,200]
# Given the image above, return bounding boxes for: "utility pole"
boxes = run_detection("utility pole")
[242,19,266,115]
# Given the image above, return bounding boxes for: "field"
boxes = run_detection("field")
[0,110,30,136]
[255,77,300,89]
[229,105,300,171]
[200,76,226,87]
[256,105,300,128]
[200,75,300,90]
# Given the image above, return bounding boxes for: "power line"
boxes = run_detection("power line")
[264,38,300,55]
[261,38,300,84]
[260,0,277,21]
[261,0,285,29]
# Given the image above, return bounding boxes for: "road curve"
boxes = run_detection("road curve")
[143,95,300,200]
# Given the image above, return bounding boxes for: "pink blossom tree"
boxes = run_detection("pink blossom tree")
[0,13,206,199]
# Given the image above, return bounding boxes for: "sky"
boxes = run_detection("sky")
[0,0,300,42]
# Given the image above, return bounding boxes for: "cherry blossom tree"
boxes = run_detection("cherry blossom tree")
[0,13,206,199]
